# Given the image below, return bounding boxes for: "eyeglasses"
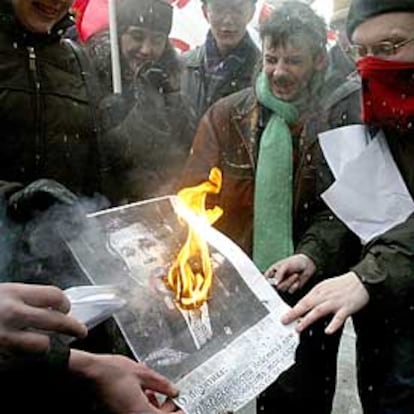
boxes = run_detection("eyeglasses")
[349,36,414,60]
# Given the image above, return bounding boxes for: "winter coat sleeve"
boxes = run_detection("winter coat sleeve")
[100,84,196,203]
[296,209,360,278]
[350,213,414,310]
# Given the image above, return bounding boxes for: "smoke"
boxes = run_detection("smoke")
[5,194,110,290]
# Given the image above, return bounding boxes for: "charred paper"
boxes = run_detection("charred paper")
[65,196,298,414]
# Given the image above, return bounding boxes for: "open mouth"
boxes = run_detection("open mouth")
[33,2,61,19]
[273,84,295,96]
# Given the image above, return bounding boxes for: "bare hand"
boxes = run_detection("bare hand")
[70,351,183,414]
[265,254,316,294]
[281,272,370,334]
[0,283,87,353]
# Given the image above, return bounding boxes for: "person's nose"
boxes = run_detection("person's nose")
[221,10,236,25]
[272,59,288,77]
[139,38,154,57]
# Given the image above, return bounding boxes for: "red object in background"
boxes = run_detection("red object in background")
[168,0,191,8]
[327,29,337,42]
[72,0,109,42]
[73,0,194,42]
[170,38,190,52]
[258,2,274,25]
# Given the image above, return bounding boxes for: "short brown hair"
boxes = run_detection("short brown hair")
[260,2,327,56]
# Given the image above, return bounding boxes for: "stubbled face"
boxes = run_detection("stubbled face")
[121,26,167,74]
[352,12,414,62]
[204,0,255,55]
[12,0,72,33]
[262,36,324,102]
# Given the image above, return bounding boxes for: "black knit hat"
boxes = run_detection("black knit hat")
[347,0,414,39]
[117,0,173,35]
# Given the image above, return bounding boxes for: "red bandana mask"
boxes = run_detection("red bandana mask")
[357,56,414,132]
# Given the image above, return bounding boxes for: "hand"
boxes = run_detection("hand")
[265,254,316,294]
[69,351,183,414]
[138,63,176,93]
[0,283,87,353]
[281,272,370,334]
[8,179,78,222]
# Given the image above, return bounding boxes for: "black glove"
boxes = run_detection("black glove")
[99,93,132,130]
[7,179,78,222]
[137,62,177,94]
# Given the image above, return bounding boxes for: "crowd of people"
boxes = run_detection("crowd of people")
[0,0,413,413]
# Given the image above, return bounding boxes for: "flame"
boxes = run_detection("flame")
[167,168,223,310]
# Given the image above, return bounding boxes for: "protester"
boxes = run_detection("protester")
[181,0,260,122]
[87,0,196,203]
[272,1,414,412]
[182,3,361,412]
[0,0,103,199]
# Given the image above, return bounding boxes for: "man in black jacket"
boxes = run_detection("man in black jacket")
[274,1,414,413]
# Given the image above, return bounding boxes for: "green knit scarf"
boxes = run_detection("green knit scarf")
[253,71,299,273]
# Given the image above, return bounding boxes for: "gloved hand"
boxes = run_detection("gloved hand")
[137,62,177,94]
[99,93,131,131]
[7,179,78,222]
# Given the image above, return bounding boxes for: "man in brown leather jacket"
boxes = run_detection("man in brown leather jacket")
[182,2,361,413]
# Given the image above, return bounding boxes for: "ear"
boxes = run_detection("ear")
[314,50,328,72]
[202,4,209,22]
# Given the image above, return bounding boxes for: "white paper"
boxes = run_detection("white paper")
[65,285,126,331]
[64,197,299,414]
[320,127,414,244]
[319,124,370,179]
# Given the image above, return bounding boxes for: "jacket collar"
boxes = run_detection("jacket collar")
[230,86,258,119]
[185,32,259,69]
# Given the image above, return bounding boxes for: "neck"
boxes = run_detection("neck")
[215,34,246,58]
[216,44,234,58]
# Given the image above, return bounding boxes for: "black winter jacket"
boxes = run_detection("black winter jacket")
[0,2,101,197]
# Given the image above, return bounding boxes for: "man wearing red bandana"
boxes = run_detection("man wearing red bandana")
[268,1,414,413]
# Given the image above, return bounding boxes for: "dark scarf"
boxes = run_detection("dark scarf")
[204,30,254,76]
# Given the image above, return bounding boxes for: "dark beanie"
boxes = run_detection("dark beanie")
[347,0,414,39]
[117,0,173,35]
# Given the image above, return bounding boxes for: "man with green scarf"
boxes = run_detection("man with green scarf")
[182,2,361,413]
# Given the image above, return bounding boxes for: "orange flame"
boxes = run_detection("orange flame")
[167,168,223,310]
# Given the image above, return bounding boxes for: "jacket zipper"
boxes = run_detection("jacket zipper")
[27,46,42,171]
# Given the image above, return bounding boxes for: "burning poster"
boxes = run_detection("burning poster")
[65,192,298,414]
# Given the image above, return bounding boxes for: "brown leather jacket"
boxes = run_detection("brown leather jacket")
[182,77,361,256]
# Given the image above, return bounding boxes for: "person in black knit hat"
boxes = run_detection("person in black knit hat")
[278,1,414,413]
